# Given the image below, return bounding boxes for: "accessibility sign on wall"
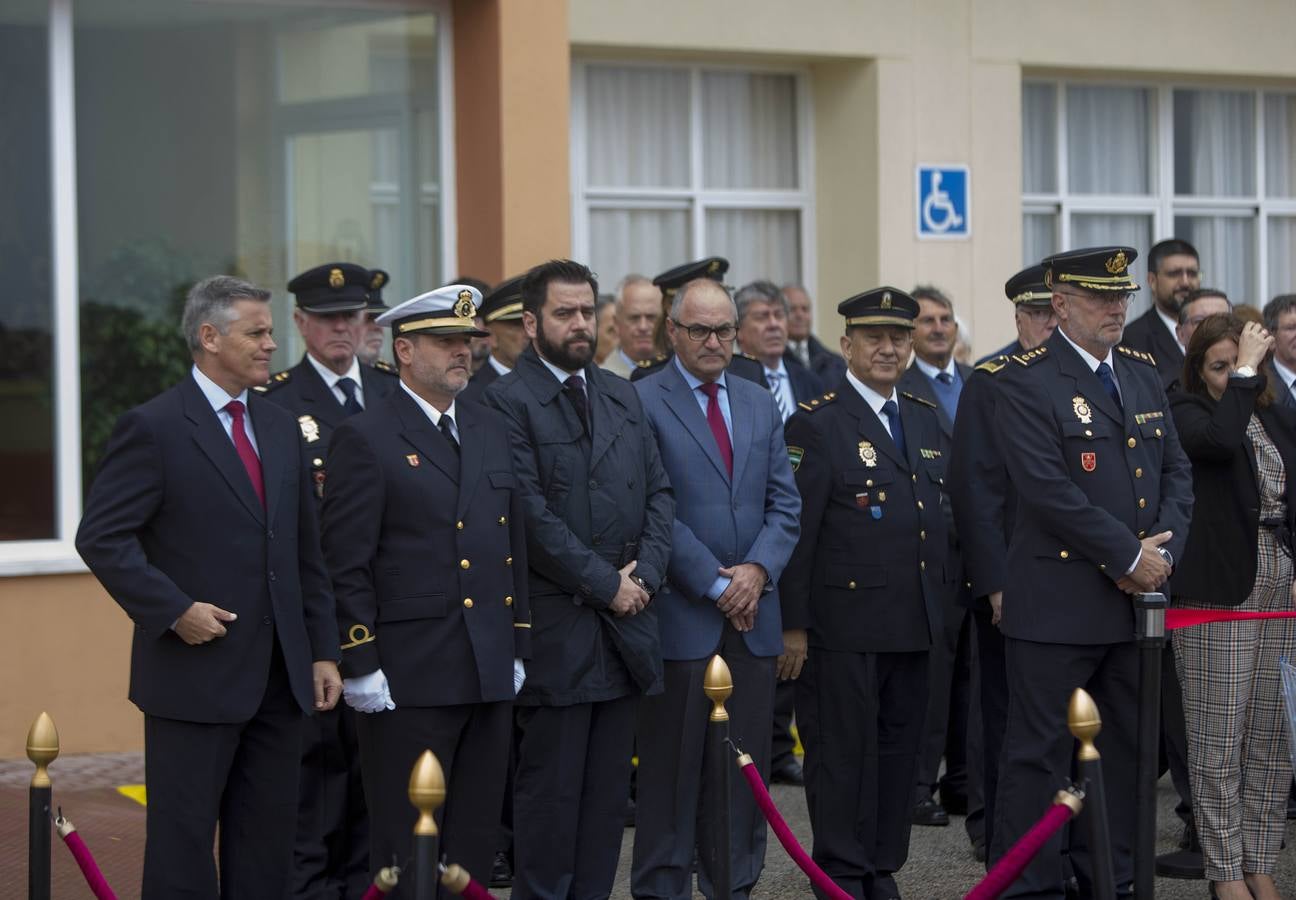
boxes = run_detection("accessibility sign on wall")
[916,164,970,240]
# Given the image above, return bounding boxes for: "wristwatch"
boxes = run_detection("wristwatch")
[1234,365,1257,378]
[631,574,655,597]
[1155,547,1174,569]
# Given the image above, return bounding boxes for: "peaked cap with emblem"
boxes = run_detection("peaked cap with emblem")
[376,284,490,337]
[1005,264,1053,308]
[838,286,919,329]
[287,262,372,314]
[1043,246,1141,293]
[366,268,391,313]
[652,256,730,298]
[480,275,526,324]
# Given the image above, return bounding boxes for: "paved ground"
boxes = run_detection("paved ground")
[3,751,1294,898]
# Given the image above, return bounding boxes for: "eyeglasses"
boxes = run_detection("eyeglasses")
[672,319,737,342]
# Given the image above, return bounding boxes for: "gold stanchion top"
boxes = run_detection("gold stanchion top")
[26,711,59,789]
[408,749,446,836]
[1068,688,1102,761]
[441,863,470,894]
[1054,789,1084,817]
[703,654,733,722]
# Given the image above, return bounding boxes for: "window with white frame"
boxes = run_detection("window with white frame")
[1022,80,1296,313]
[571,61,815,294]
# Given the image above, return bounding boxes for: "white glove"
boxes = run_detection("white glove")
[343,668,395,713]
[513,658,526,695]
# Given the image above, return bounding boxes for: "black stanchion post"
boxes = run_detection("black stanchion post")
[703,655,733,900]
[26,711,58,900]
[1069,689,1115,900]
[408,749,446,900]
[1133,592,1165,899]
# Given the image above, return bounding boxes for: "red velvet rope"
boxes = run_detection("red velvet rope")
[738,757,854,900]
[456,876,493,900]
[440,863,493,900]
[1166,609,1296,629]
[57,821,117,900]
[963,802,1075,900]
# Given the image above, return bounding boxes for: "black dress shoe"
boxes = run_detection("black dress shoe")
[771,758,805,785]
[871,873,902,900]
[940,791,969,817]
[1155,847,1205,879]
[971,836,987,863]
[911,797,950,827]
[489,850,513,888]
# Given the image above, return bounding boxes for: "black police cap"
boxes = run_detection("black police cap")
[837,286,919,329]
[480,275,525,324]
[288,263,371,314]
[652,257,730,298]
[367,269,391,313]
[1043,246,1141,294]
[1004,264,1052,308]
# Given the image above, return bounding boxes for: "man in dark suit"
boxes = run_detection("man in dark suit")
[75,275,342,900]
[320,284,531,894]
[484,258,675,900]
[632,277,801,899]
[460,275,526,405]
[785,283,847,386]
[1120,238,1200,387]
[948,265,1055,868]
[782,287,948,900]
[262,262,398,900]
[989,246,1193,898]
[1263,294,1296,410]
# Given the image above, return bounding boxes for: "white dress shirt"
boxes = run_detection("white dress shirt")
[844,369,900,439]
[306,352,365,408]
[399,381,459,443]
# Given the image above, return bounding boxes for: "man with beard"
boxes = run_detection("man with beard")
[1121,239,1201,387]
[484,259,674,900]
[460,275,527,405]
[600,275,664,378]
[988,246,1192,897]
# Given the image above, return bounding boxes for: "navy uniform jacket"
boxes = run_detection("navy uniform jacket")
[485,346,675,705]
[458,359,501,406]
[1122,307,1183,388]
[797,335,848,387]
[75,374,338,722]
[779,382,949,654]
[995,331,1193,644]
[259,354,399,498]
[320,388,530,706]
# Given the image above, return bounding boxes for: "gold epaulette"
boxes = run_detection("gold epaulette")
[734,351,759,362]
[636,353,668,368]
[371,359,398,375]
[975,355,1008,375]
[1011,346,1048,366]
[1116,345,1156,366]
[901,391,938,409]
[797,391,837,412]
[258,370,292,392]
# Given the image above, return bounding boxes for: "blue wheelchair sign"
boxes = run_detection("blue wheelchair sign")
[916,165,970,239]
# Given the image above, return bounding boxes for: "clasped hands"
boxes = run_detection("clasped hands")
[1116,530,1174,595]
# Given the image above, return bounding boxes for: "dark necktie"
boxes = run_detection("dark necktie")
[225,400,265,508]
[565,375,590,434]
[337,376,363,416]
[1095,362,1122,412]
[1284,378,1296,410]
[700,382,733,477]
[936,372,953,385]
[438,414,459,457]
[881,398,907,459]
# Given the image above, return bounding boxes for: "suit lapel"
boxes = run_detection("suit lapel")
[393,390,459,483]
[729,378,754,490]
[900,367,952,438]
[839,385,907,469]
[454,405,483,519]
[660,366,731,484]
[297,356,346,427]
[587,368,623,469]
[182,376,265,523]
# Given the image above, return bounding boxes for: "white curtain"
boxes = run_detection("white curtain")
[1175,215,1256,305]
[705,209,800,287]
[1265,94,1296,198]
[1022,83,1057,193]
[588,208,690,291]
[701,72,798,189]
[1268,217,1296,299]
[585,66,690,188]
[1066,86,1151,194]
[1023,212,1058,265]
[1174,90,1255,196]
[1072,213,1152,314]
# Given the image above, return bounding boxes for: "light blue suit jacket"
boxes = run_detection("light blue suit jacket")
[635,361,801,659]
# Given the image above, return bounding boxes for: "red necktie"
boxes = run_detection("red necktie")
[226,400,265,508]
[700,382,733,477]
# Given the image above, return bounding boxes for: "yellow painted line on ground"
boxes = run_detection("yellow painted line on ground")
[116,784,146,806]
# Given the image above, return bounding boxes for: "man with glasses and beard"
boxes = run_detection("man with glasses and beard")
[1122,239,1201,388]
[988,246,1192,898]
[484,259,675,900]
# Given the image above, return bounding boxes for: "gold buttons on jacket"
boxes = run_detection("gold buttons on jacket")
[505,596,514,606]
[1138,530,1146,538]
[848,581,857,590]
[1084,429,1093,437]
[920,530,927,540]
[1138,498,1146,509]
[1127,437,1137,448]
[1155,428,1163,437]
[499,516,507,525]
[1135,468,1143,478]
[866,479,874,488]
[456,521,464,530]
[1059,550,1069,559]
[916,500,924,510]
[463,598,473,608]
[505,556,513,566]
[460,559,470,570]
[313,457,323,467]
[920,561,927,571]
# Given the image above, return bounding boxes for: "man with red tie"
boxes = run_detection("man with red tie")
[76,275,342,900]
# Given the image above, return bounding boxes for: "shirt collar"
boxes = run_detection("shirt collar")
[191,363,247,411]
[487,354,511,377]
[673,355,727,393]
[399,379,455,427]
[305,351,361,390]
[1056,326,1114,373]
[845,368,896,416]
[763,357,788,379]
[537,352,586,385]
[912,354,957,381]
[617,348,638,371]
[1155,307,1182,346]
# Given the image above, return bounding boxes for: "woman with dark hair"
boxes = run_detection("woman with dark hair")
[1170,312,1296,900]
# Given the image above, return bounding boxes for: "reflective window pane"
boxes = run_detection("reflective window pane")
[585,66,690,188]
[1268,217,1296,300]
[1265,94,1296,198]
[1022,83,1057,194]
[1024,211,1058,266]
[705,209,801,287]
[0,9,52,539]
[1174,90,1255,197]
[589,207,691,292]
[1174,215,1256,306]
[1071,213,1152,314]
[702,72,798,189]
[278,13,438,104]
[1066,86,1152,195]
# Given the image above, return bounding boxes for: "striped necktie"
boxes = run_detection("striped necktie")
[767,370,790,422]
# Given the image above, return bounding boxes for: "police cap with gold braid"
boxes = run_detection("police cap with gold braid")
[479,275,526,324]
[652,256,729,299]
[376,284,490,337]
[838,286,920,329]
[1004,264,1053,309]
[1042,246,1141,293]
[288,262,372,314]
[366,268,391,313]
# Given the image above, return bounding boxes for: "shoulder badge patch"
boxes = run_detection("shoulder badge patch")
[900,391,938,409]
[371,359,398,375]
[975,355,1008,375]
[1011,346,1049,367]
[798,391,837,412]
[787,445,804,472]
[1116,345,1157,366]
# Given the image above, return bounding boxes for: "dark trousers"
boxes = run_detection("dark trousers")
[973,607,1008,861]
[798,649,929,900]
[141,643,302,900]
[915,598,976,807]
[355,701,512,900]
[1160,642,1194,827]
[512,695,638,900]
[292,704,369,899]
[631,625,775,900]
[771,680,798,769]
[991,639,1138,899]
